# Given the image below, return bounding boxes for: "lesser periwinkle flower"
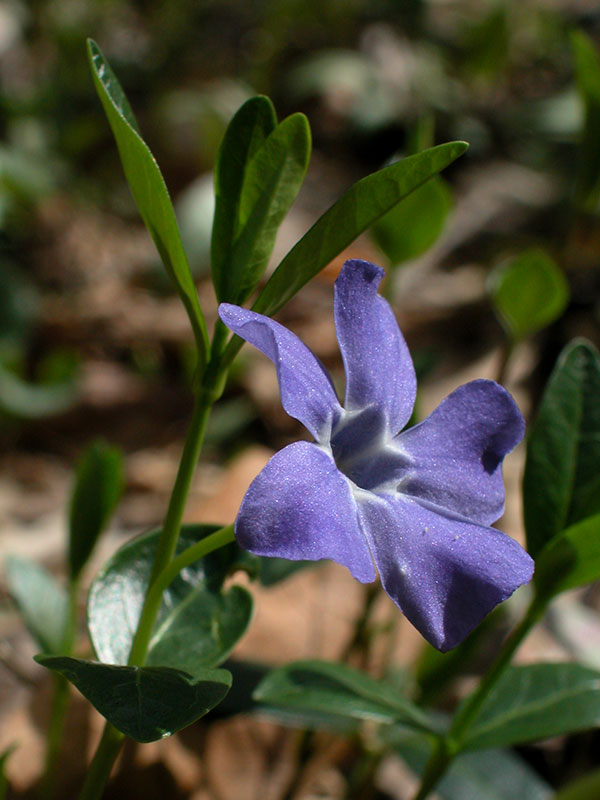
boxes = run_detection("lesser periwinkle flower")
[219,260,534,651]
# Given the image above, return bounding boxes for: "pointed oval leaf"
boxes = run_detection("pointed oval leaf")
[87,40,209,364]
[249,141,468,321]
[254,659,435,733]
[4,556,68,653]
[462,663,600,751]
[534,513,600,600]
[211,96,276,298]
[371,176,452,266]
[88,524,254,666]
[35,655,231,742]
[489,248,569,343]
[68,440,123,580]
[147,584,253,672]
[213,112,311,304]
[523,339,600,558]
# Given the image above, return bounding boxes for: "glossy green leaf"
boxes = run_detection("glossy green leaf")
[254,659,435,733]
[88,524,254,668]
[462,663,600,751]
[4,556,68,653]
[211,96,290,302]
[489,249,569,343]
[87,40,209,364]
[250,141,468,321]
[68,440,123,580]
[35,655,231,742]
[523,340,600,558]
[217,112,311,303]
[534,513,600,599]
[571,31,600,210]
[371,176,452,265]
[147,584,253,672]
[392,732,551,800]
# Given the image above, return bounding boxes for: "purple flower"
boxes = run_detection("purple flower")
[219,260,534,651]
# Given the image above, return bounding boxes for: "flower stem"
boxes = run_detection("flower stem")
[78,377,223,800]
[142,524,235,618]
[496,338,515,385]
[127,390,212,666]
[410,594,546,800]
[77,724,125,800]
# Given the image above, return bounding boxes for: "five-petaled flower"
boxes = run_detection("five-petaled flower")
[219,260,534,651]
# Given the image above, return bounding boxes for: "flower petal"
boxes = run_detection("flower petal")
[334,260,416,434]
[219,304,341,441]
[397,380,525,525]
[235,441,376,583]
[358,493,534,651]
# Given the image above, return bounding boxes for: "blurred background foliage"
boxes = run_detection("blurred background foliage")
[0,0,599,454]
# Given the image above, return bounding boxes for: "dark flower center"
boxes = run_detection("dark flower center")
[330,406,410,492]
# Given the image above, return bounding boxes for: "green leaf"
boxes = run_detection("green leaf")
[392,732,551,800]
[250,141,468,321]
[211,96,279,300]
[87,40,209,365]
[35,655,231,742]
[370,176,452,266]
[88,524,254,668]
[534,513,600,599]
[523,340,600,558]
[4,556,68,653]
[462,663,600,751]
[147,584,253,673]
[215,112,311,304]
[254,659,435,733]
[571,31,600,210]
[68,440,123,580]
[489,249,569,343]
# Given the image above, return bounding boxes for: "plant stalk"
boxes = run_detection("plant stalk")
[77,724,125,800]
[78,372,224,800]
[127,390,212,666]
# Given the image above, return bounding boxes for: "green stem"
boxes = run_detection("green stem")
[143,524,235,614]
[77,724,125,800]
[411,594,546,800]
[496,338,515,385]
[127,391,212,667]
[79,375,224,800]
[39,580,79,800]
